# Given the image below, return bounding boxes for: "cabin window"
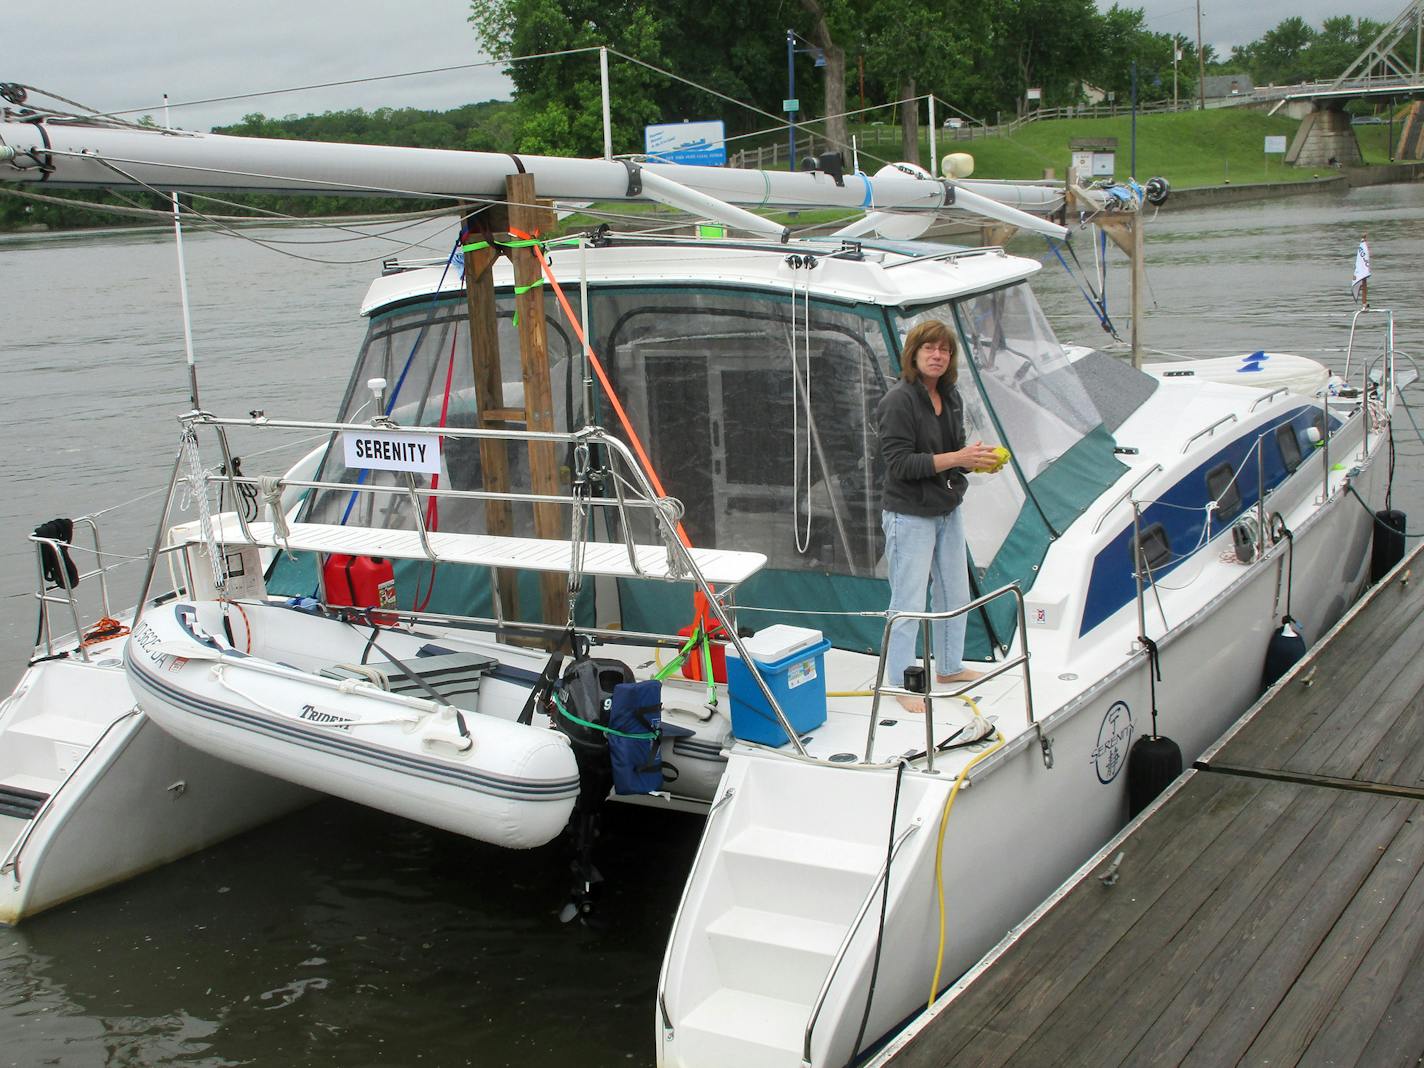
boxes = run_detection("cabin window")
[1276,423,1303,472]
[1133,523,1172,573]
[1205,462,1243,521]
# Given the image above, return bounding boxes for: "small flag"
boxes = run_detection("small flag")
[1352,237,1371,304]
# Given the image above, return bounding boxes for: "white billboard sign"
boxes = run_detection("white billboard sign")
[644,121,728,166]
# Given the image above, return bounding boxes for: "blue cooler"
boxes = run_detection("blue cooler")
[726,625,831,746]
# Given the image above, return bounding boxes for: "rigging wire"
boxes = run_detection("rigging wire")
[28,48,603,123]
[74,155,465,265]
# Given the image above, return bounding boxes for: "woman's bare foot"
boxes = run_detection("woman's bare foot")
[936,668,984,684]
[895,694,927,714]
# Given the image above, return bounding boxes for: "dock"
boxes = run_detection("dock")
[874,547,1424,1067]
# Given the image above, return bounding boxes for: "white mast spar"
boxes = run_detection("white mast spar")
[0,120,1067,240]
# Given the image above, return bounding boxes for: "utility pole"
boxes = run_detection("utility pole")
[1196,0,1207,110]
[1173,37,1180,110]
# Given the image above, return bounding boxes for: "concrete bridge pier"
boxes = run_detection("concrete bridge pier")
[1285,102,1363,167]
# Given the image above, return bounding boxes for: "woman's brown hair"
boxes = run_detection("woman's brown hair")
[899,319,959,385]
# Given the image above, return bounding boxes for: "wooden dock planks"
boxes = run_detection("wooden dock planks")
[879,554,1424,1068]
[1207,565,1424,793]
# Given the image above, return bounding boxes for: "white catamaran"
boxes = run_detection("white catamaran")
[0,104,1406,1067]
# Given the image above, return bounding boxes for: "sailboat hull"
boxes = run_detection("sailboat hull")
[657,411,1387,1067]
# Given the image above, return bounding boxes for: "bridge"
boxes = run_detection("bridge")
[1222,0,1424,166]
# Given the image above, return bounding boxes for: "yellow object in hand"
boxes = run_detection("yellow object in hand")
[987,446,1011,474]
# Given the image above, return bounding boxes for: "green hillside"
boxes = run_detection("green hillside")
[848,108,1400,188]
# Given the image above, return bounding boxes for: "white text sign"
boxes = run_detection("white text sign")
[342,431,441,475]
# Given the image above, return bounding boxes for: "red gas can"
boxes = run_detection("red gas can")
[324,554,397,625]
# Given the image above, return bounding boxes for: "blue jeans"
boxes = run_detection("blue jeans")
[881,509,972,689]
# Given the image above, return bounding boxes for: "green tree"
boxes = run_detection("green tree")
[860,0,989,163]
[798,0,849,151]
[1249,16,1316,85]
[1302,16,1386,81]
[987,0,1101,116]
[1090,6,1179,105]
[470,0,806,158]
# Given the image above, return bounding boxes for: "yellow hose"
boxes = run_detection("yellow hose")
[928,722,1006,1008]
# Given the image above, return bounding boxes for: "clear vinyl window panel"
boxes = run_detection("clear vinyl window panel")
[898,283,1110,567]
[302,294,582,539]
[953,283,1101,478]
[591,288,896,576]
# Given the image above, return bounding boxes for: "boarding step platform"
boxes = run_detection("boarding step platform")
[659,752,952,1068]
[193,519,767,585]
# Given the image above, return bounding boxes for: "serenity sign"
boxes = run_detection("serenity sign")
[341,430,442,475]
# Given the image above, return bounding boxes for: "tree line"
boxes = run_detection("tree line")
[469,2,1399,160]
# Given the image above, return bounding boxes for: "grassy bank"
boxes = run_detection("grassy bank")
[846,108,1403,188]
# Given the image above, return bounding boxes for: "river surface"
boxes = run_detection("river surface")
[0,184,1422,1066]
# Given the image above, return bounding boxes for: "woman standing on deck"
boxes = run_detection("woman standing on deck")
[877,319,998,713]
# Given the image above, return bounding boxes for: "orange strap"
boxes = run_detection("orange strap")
[532,245,691,550]
[525,233,715,625]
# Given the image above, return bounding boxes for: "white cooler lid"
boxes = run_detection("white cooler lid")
[726,624,824,664]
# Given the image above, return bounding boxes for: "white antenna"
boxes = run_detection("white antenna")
[164,93,201,410]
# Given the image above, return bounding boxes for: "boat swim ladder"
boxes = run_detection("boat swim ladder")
[865,583,1047,770]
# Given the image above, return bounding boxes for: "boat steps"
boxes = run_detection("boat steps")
[677,988,807,1068]
[0,782,49,820]
[721,825,880,922]
[3,712,108,748]
[0,732,89,786]
[705,905,843,1002]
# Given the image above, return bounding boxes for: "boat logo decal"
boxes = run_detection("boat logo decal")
[298,704,353,731]
[1091,700,1133,784]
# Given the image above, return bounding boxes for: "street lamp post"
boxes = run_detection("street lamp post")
[784,29,826,172]
[786,29,797,170]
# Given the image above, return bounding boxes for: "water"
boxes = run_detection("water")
[2,186,1423,1065]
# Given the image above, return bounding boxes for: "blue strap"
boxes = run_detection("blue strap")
[335,231,465,530]
[1045,237,1122,342]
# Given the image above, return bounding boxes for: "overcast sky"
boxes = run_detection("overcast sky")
[6,1,511,131]
[1104,0,1403,53]
[4,0,1407,132]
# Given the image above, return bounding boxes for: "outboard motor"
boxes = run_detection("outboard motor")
[549,643,634,923]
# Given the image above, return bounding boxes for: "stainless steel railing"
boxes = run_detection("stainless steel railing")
[30,516,119,663]
[863,583,1046,772]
